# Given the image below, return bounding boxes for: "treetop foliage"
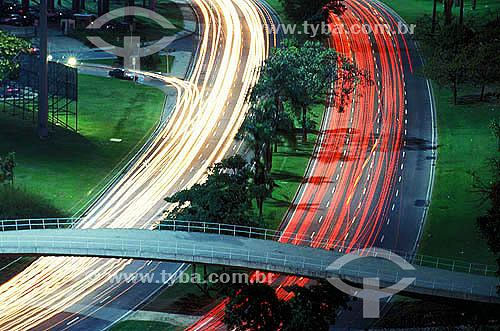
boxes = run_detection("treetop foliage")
[224,280,350,331]
[0,31,30,80]
[164,155,259,226]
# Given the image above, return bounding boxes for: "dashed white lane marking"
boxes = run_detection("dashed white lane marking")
[398,176,402,182]
[345,232,349,239]
[332,187,336,194]
[99,295,111,304]
[67,317,80,326]
[233,145,237,150]
[326,201,330,208]
[380,235,385,243]
[396,189,399,197]
[336,174,340,181]
[318,216,323,223]
[311,232,315,240]
[387,218,390,225]
[352,216,356,223]
[392,204,395,211]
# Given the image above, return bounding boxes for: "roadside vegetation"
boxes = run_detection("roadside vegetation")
[225,280,349,331]
[163,38,361,230]
[85,54,175,73]
[380,0,500,268]
[0,74,165,213]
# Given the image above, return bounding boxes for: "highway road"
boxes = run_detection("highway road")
[186,0,436,329]
[0,0,282,330]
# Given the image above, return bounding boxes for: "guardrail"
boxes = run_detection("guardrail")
[0,218,81,231]
[157,219,499,277]
[0,218,497,277]
[0,233,497,302]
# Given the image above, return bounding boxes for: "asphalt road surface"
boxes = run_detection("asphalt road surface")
[186,0,436,329]
[0,0,282,330]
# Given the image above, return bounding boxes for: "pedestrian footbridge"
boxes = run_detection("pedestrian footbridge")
[0,218,498,304]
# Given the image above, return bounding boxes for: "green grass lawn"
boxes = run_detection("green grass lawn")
[84,55,175,73]
[263,104,324,230]
[381,0,500,24]
[0,74,165,214]
[378,0,500,265]
[418,86,499,264]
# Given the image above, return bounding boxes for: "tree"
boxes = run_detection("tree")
[470,42,500,101]
[237,100,276,217]
[224,281,350,331]
[282,280,350,331]
[72,0,80,12]
[459,0,464,25]
[469,16,500,101]
[420,23,475,105]
[471,158,500,292]
[278,0,345,23]
[282,40,340,143]
[224,282,284,331]
[0,31,30,80]
[432,0,438,33]
[164,155,259,226]
[0,152,16,186]
[490,119,500,152]
[443,0,454,25]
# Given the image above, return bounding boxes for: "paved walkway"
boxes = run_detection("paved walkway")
[17,0,200,62]
[127,310,200,326]
[0,228,498,304]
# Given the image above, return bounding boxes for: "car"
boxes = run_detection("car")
[0,86,22,98]
[108,68,136,81]
[0,14,23,26]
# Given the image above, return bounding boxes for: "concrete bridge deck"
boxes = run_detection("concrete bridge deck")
[0,228,498,303]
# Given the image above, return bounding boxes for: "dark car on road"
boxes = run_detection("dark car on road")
[108,68,136,81]
[0,87,22,98]
[0,14,24,26]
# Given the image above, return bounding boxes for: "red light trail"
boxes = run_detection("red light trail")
[186,0,414,329]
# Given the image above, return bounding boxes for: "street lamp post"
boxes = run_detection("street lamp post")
[38,0,49,139]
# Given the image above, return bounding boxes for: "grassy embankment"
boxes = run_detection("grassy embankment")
[0,74,165,214]
[381,0,500,265]
[0,74,164,286]
[84,55,175,73]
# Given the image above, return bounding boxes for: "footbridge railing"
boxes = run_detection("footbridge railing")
[0,218,497,277]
